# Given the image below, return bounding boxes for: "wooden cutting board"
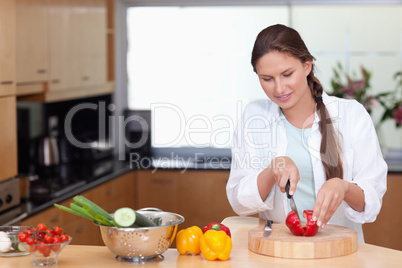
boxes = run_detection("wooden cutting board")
[248,222,357,259]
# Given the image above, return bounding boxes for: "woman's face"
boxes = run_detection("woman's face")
[255,51,313,112]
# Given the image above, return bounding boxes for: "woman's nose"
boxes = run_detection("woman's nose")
[275,78,286,94]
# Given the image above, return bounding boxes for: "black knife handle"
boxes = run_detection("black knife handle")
[267,220,273,228]
[285,180,292,199]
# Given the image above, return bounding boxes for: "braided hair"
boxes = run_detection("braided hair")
[251,24,343,180]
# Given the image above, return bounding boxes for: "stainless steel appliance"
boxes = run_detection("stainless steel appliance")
[0,178,22,225]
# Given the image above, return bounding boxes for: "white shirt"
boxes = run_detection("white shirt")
[226,92,388,242]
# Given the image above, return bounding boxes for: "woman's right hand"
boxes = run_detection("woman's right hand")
[268,156,300,196]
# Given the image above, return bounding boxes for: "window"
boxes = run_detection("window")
[126,6,288,148]
[118,1,402,153]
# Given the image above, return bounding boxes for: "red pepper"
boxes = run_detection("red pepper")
[285,210,319,236]
[285,211,304,236]
[202,222,231,238]
[303,210,319,236]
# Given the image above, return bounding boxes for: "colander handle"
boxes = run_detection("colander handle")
[138,207,163,212]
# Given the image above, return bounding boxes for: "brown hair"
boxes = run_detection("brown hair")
[251,24,343,180]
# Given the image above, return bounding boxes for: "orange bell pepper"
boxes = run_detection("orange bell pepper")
[176,226,203,255]
[200,230,232,261]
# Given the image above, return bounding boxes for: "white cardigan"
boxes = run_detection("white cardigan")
[226,92,388,242]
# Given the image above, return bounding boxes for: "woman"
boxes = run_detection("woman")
[226,24,387,242]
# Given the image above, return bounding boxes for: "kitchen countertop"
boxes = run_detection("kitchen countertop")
[2,216,401,267]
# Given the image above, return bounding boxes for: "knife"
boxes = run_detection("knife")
[285,180,301,222]
[263,219,273,237]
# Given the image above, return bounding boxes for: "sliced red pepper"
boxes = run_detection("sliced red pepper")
[303,210,319,236]
[202,222,231,238]
[285,210,319,236]
[285,211,304,236]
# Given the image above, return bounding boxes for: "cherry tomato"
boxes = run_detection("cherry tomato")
[36,223,47,232]
[36,231,45,240]
[29,245,37,253]
[53,226,62,235]
[53,226,62,236]
[18,232,28,242]
[51,243,61,252]
[52,236,61,244]
[38,244,51,257]
[26,237,36,246]
[60,234,69,242]
[25,228,34,236]
[44,234,53,243]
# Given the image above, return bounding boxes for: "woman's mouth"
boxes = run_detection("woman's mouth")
[276,93,292,102]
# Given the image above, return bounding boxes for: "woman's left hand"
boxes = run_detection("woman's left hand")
[312,178,349,228]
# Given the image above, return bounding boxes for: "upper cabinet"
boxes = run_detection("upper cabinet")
[49,0,107,92]
[0,0,16,97]
[16,0,112,102]
[70,0,107,89]
[15,0,48,85]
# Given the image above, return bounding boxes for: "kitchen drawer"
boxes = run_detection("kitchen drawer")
[21,197,75,228]
[62,217,103,246]
[83,172,135,209]
[135,170,180,212]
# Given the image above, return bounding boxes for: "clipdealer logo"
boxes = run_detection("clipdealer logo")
[62,99,342,170]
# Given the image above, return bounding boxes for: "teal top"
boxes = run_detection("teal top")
[280,111,316,223]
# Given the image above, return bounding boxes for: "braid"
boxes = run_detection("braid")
[308,74,343,180]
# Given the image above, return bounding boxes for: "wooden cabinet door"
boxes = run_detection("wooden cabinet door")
[0,0,16,97]
[363,174,402,250]
[178,170,235,229]
[0,96,17,181]
[15,0,48,84]
[82,0,107,87]
[47,0,73,91]
[135,170,180,213]
[69,0,107,89]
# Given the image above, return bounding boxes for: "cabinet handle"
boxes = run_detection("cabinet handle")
[151,178,173,184]
[75,225,86,233]
[0,81,13,85]
[52,79,60,84]
[37,69,47,74]
[49,215,61,223]
[106,188,115,195]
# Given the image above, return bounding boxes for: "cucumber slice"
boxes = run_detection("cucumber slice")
[17,243,27,252]
[114,207,136,227]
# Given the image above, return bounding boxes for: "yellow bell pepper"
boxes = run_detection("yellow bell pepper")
[200,230,232,261]
[176,226,203,255]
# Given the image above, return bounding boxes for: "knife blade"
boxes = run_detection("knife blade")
[263,219,273,237]
[285,180,301,222]
[262,220,273,237]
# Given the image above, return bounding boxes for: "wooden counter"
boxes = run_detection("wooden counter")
[2,217,401,267]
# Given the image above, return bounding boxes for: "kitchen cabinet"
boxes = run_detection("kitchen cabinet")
[0,96,18,181]
[65,0,107,90]
[15,0,48,86]
[0,0,18,182]
[363,173,402,251]
[47,0,73,92]
[134,169,237,230]
[21,171,136,246]
[0,0,16,97]
[16,0,112,101]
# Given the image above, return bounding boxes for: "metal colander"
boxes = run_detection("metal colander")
[96,208,184,263]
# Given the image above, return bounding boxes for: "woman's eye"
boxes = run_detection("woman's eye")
[262,77,272,82]
[284,72,293,77]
